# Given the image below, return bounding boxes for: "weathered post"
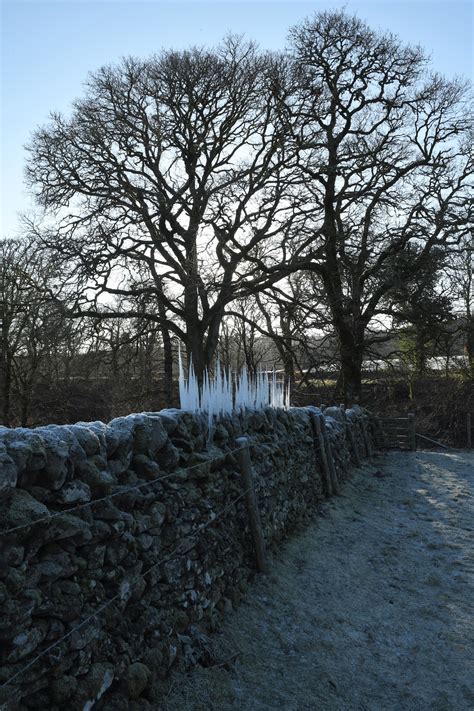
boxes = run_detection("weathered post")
[408,413,416,451]
[376,417,388,450]
[341,409,362,468]
[467,413,472,450]
[310,412,333,496]
[235,437,268,573]
[320,415,340,494]
[360,417,373,458]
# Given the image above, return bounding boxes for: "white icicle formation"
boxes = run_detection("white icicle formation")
[178,348,200,412]
[178,348,290,414]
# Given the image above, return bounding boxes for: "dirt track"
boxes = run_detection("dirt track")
[163,450,474,711]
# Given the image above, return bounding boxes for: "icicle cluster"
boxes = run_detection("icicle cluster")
[178,348,290,418]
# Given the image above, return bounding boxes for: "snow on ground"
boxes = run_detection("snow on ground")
[162,450,474,711]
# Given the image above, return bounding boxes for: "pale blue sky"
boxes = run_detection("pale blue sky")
[1,0,472,235]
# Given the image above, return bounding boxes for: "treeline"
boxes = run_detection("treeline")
[1,10,473,426]
[1,233,472,427]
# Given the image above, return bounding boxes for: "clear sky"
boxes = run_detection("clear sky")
[1,0,472,236]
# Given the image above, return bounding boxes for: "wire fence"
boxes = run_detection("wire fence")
[0,430,323,691]
[0,445,247,538]
[1,447,258,690]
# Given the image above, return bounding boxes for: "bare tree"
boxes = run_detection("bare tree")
[445,238,474,377]
[0,237,69,425]
[459,247,474,377]
[282,10,473,403]
[26,39,302,379]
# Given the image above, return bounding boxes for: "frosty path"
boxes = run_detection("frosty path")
[163,451,474,711]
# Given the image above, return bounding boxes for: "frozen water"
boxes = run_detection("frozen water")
[178,351,290,414]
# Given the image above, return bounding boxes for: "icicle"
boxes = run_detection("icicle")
[178,344,186,409]
[180,354,289,415]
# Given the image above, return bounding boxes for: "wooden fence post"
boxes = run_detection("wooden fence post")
[467,413,472,450]
[235,437,268,573]
[360,417,373,458]
[342,410,362,468]
[376,417,388,450]
[320,415,340,494]
[310,412,333,496]
[408,413,416,451]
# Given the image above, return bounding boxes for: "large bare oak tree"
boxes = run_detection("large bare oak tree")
[26,38,302,378]
[282,11,473,401]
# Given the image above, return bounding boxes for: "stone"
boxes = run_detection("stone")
[323,406,346,423]
[33,426,74,488]
[36,589,83,622]
[345,409,358,422]
[130,701,153,711]
[127,662,151,699]
[75,459,116,495]
[67,424,102,456]
[97,693,129,711]
[154,410,180,434]
[3,440,31,472]
[45,513,92,542]
[56,480,91,504]
[107,456,133,477]
[0,488,50,531]
[107,416,135,459]
[0,448,17,498]
[73,663,114,710]
[133,415,168,456]
[0,685,21,710]
[137,533,154,551]
[213,423,230,444]
[87,544,106,569]
[7,624,46,662]
[69,622,99,650]
[132,454,160,479]
[149,501,166,527]
[247,411,266,431]
[157,440,180,470]
[0,429,47,471]
[0,544,24,567]
[170,435,194,452]
[45,618,66,641]
[51,675,78,704]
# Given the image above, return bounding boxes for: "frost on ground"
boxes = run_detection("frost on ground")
[162,451,474,711]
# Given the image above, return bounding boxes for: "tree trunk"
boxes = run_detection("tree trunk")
[319,129,365,407]
[338,336,364,406]
[466,316,474,378]
[1,355,11,427]
[20,391,30,428]
[1,322,11,426]
[156,296,174,407]
[161,324,173,407]
[205,314,223,372]
[279,311,296,384]
[185,324,206,383]
[414,329,428,378]
[323,270,365,406]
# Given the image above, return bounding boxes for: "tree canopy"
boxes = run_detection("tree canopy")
[23,10,473,401]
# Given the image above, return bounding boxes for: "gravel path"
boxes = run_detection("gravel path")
[163,451,474,711]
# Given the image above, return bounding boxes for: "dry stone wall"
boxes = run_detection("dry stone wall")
[0,405,380,710]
